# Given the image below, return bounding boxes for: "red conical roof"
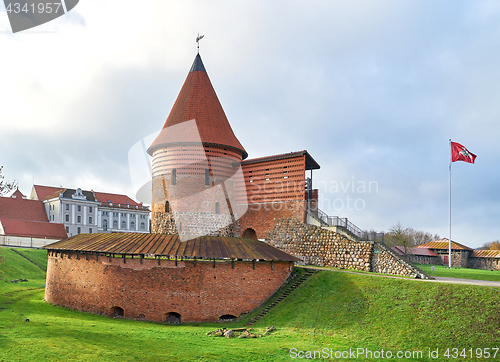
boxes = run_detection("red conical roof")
[148,54,247,159]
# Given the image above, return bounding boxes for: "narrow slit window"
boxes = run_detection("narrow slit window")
[205,169,210,185]
[172,168,177,185]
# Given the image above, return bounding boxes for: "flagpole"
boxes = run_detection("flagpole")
[448,139,452,268]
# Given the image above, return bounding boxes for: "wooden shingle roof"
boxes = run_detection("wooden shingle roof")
[415,238,473,251]
[44,233,300,262]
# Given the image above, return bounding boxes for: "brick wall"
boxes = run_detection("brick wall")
[45,251,292,323]
[237,200,307,240]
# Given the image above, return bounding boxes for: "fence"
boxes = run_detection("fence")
[313,208,371,241]
[0,235,58,248]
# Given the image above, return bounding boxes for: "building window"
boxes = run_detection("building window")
[130,221,135,229]
[77,205,81,212]
[89,206,93,213]
[140,222,145,230]
[113,212,118,217]
[89,228,92,233]
[121,213,126,217]
[215,202,220,214]
[77,227,81,234]
[121,221,126,229]
[77,215,81,223]
[165,201,170,213]
[103,219,108,231]
[172,168,177,185]
[113,220,118,229]
[66,204,69,210]
[65,214,70,222]
[52,215,54,221]
[89,217,93,224]
[65,227,69,233]
[205,169,210,185]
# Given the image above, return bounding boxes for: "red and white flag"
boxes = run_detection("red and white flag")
[451,141,476,164]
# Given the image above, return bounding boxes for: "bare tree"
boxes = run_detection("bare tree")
[387,222,413,252]
[479,240,500,250]
[0,166,17,196]
[386,223,440,252]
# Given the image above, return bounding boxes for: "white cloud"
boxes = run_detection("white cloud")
[1,0,499,248]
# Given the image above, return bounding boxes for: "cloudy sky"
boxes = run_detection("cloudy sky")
[1,1,499,248]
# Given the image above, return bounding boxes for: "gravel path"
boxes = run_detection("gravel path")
[301,266,500,287]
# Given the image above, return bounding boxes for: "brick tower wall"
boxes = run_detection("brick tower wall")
[45,251,292,323]
[150,144,243,235]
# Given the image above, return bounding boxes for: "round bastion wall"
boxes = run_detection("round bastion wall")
[45,251,293,323]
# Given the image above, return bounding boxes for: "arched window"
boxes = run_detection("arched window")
[121,220,126,229]
[165,201,170,213]
[140,222,145,230]
[113,220,118,229]
[165,312,181,324]
[219,314,237,321]
[242,228,258,240]
[110,306,124,318]
[103,219,108,231]
[130,221,135,230]
[215,202,220,214]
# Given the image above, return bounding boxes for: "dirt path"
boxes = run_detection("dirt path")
[301,266,500,287]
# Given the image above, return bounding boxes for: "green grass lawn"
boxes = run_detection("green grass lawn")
[1,247,499,361]
[414,263,500,282]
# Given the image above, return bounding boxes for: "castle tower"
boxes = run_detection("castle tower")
[148,54,247,237]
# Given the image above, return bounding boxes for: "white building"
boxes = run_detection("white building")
[30,185,150,237]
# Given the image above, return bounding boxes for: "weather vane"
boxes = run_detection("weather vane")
[196,33,204,53]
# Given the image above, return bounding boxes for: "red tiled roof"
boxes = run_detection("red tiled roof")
[415,238,473,251]
[410,247,438,257]
[471,250,500,258]
[94,192,141,207]
[148,54,247,159]
[32,185,63,201]
[0,218,67,239]
[391,246,439,256]
[0,197,49,222]
[391,246,406,255]
[10,189,25,199]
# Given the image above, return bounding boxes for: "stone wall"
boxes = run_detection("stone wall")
[371,243,419,277]
[151,211,234,237]
[267,218,372,271]
[468,257,500,271]
[407,255,440,265]
[45,251,292,323]
[267,217,425,277]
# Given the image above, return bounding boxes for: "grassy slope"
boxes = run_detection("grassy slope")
[0,248,499,361]
[415,263,500,282]
[11,248,48,271]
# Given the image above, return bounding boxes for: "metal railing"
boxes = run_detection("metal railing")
[310,208,366,240]
[0,235,57,248]
[308,207,404,243]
